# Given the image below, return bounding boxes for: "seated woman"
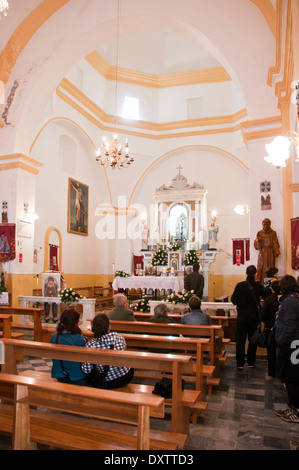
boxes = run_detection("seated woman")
[149,303,172,323]
[82,313,134,389]
[50,308,88,385]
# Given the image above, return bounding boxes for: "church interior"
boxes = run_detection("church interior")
[0,0,299,453]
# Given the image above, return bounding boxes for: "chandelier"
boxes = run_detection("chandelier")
[95,0,134,170]
[0,0,9,19]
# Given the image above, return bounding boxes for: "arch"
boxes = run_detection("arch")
[43,226,62,272]
[128,144,249,208]
[29,116,112,205]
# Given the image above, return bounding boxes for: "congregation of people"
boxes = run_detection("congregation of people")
[49,220,299,425]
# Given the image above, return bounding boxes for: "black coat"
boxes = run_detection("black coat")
[231,277,263,314]
[184,271,204,298]
[260,293,279,329]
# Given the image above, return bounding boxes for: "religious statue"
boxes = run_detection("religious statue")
[208,215,219,248]
[254,218,280,285]
[140,222,149,250]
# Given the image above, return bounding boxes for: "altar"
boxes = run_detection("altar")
[112,275,180,293]
[18,296,96,328]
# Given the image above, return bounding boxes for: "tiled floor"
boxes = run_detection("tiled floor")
[1,343,299,450]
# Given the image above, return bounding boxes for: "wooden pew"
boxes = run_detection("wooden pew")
[0,314,13,339]
[0,313,25,361]
[109,320,227,392]
[0,372,168,450]
[88,286,114,310]
[1,338,197,436]
[0,307,46,342]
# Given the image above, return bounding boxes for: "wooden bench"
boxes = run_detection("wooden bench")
[108,320,228,392]
[0,372,172,450]
[0,307,46,342]
[1,338,197,436]
[0,313,25,361]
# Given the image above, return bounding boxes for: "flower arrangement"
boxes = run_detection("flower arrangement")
[151,248,168,266]
[58,288,83,303]
[115,270,130,277]
[183,249,199,266]
[164,289,194,305]
[131,297,150,312]
[168,241,181,251]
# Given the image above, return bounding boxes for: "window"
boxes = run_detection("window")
[123,96,139,120]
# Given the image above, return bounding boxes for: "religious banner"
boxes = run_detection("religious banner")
[0,223,16,262]
[233,239,244,265]
[133,254,144,275]
[232,238,250,265]
[291,217,299,270]
[49,244,59,271]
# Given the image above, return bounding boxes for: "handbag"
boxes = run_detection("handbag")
[251,323,268,348]
[152,377,185,399]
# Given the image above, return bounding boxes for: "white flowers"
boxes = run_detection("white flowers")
[58,288,83,303]
[164,289,194,305]
[115,270,130,277]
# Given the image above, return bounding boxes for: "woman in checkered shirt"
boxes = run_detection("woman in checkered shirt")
[82,313,134,388]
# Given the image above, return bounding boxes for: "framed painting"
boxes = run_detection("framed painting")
[68,178,89,236]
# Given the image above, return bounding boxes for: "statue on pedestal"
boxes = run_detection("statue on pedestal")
[254,218,280,285]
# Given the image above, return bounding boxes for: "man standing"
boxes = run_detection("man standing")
[254,218,280,285]
[231,265,264,369]
[184,263,204,299]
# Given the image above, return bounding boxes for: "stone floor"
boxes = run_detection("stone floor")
[1,342,299,451]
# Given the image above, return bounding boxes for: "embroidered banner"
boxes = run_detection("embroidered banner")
[232,238,250,265]
[0,224,16,262]
[291,218,299,270]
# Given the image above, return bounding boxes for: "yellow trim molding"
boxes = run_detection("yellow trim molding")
[0,0,70,86]
[85,51,231,89]
[0,153,43,175]
[57,79,248,140]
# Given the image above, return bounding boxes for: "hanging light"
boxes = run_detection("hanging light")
[95,0,134,170]
[0,1,9,19]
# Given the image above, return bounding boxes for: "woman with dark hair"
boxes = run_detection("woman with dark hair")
[260,279,280,378]
[82,313,134,389]
[274,275,299,423]
[50,308,88,385]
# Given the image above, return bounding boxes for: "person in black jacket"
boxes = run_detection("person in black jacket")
[184,263,204,299]
[274,275,299,422]
[231,265,264,369]
[260,279,280,378]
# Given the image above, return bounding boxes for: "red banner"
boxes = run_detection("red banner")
[0,224,16,262]
[291,218,299,270]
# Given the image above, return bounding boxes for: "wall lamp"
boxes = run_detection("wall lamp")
[264,131,299,168]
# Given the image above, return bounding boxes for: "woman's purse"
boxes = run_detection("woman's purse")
[251,323,268,348]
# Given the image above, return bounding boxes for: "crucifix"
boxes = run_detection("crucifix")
[176,165,183,175]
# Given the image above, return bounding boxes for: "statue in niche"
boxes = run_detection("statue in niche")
[208,214,219,248]
[140,221,149,250]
